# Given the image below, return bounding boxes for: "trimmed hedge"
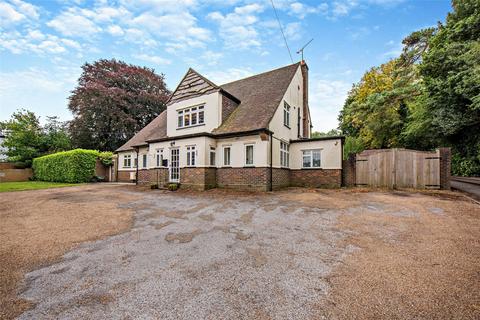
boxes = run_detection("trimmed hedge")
[33,149,100,183]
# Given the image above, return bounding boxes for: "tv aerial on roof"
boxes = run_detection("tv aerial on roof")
[297,39,314,61]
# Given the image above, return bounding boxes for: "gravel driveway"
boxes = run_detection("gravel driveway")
[4,186,480,319]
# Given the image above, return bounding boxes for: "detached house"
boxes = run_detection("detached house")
[115,61,344,191]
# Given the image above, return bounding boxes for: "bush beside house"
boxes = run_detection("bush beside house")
[33,149,108,183]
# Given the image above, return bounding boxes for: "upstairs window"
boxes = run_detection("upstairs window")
[280,142,289,167]
[302,149,321,168]
[186,145,196,166]
[177,105,205,129]
[209,147,216,166]
[284,101,290,128]
[223,146,231,166]
[245,144,254,166]
[123,154,131,168]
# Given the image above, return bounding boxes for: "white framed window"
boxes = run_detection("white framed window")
[156,149,164,167]
[209,146,216,166]
[283,101,290,127]
[186,145,196,166]
[302,149,321,168]
[123,154,131,168]
[223,146,231,166]
[142,154,147,168]
[177,105,205,128]
[280,142,289,167]
[245,144,254,166]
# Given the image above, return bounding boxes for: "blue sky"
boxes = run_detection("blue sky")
[0,0,451,131]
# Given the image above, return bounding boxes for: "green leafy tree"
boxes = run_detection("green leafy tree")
[68,59,170,151]
[0,110,44,166]
[311,129,342,138]
[419,0,480,175]
[0,110,72,167]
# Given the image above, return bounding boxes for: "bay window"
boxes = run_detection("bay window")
[156,149,163,167]
[245,144,254,166]
[209,147,216,166]
[223,146,231,166]
[186,145,196,166]
[177,105,205,128]
[280,142,289,167]
[302,149,321,168]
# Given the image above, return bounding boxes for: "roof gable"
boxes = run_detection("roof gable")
[167,68,220,105]
[214,62,301,134]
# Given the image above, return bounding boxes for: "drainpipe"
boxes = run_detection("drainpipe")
[269,132,273,192]
[135,147,139,185]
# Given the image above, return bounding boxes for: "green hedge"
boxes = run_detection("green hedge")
[32,149,100,183]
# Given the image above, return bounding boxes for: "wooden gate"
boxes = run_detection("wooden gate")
[355,148,441,189]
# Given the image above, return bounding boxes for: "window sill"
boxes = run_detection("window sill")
[243,165,255,168]
[301,167,323,170]
[284,124,291,129]
[177,123,205,130]
[221,166,232,168]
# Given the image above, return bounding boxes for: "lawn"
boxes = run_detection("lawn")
[0,181,78,192]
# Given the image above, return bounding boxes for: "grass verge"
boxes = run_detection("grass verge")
[0,181,79,192]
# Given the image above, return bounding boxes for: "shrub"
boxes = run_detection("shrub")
[167,183,179,191]
[98,151,113,166]
[33,149,99,183]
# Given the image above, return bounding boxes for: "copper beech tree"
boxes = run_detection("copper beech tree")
[68,59,170,151]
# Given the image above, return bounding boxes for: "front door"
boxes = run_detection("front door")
[169,148,180,182]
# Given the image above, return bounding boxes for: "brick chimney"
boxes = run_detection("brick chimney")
[300,60,310,138]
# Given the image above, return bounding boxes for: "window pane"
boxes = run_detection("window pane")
[210,152,215,166]
[246,145,253,165]
[143,154,147,167]
[313,150,321,167]
[187,152,190,166]
[178,115,183,127]
[191,112,197,125]
[303,156,311,168]
[192,150,195,166]
[199,111,204,124]
[224,147,230,165]
[184,114,190,126]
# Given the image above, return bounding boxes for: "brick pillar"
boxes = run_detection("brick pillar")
[342,153,356,187]
[439,147,451,190]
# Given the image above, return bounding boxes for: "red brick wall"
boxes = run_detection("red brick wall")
[0,168,33,182]
[180,167,216,190]
[290,169,341,188]
[217,167,269,191]
[342,154,356,187]
[118,170,135,182]
[272,168,290,190]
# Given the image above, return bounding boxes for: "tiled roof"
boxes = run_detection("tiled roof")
[116,110,167,151]
[115,62,301,152]
[214,62,300,134]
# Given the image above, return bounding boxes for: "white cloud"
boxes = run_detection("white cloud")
[289,2,328,19]
[0,30,82,54]
[309,76,352,131]
[205,67,254,85]
[107,25,124,36]
[284,22,302,41]
[47,8,101,37]
[132,12,211,50]
[133,53,171,65]
[0,0,39,27]
[207,3,265,49]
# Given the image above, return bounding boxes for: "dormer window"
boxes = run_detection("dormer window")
[284,101,290,128]
[177,105,205,129]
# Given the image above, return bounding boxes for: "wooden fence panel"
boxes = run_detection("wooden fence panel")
[355,148,441,189]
